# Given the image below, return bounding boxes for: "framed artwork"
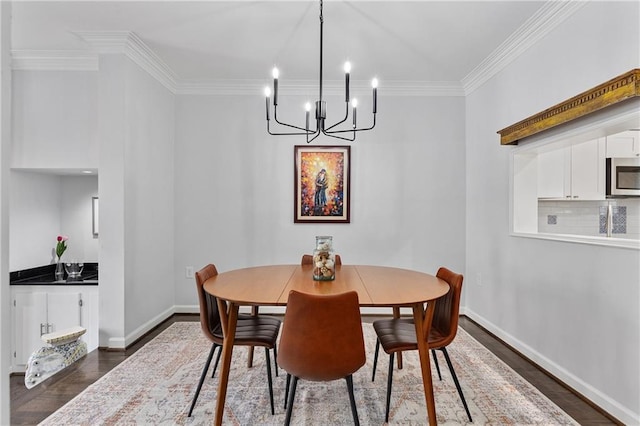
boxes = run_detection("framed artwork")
[294,145,350,223]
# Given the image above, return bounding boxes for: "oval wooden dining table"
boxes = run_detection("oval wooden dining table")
[203,264,450,425]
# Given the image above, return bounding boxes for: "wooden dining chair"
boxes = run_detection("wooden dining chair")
[278,290,366,426]
[300,253,342,266]
[371,267,472,423]
[188,264,281,417]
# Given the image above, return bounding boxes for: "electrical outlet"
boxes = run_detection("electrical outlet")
[185,266,194,278]
[476,272,482,286]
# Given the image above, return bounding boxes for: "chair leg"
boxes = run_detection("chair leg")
[210,343,223,378]
[345,374,360,426]
[431,349,442,380]
[188,342,219,417]
[441,347,473,422]
[265,348,275,415]
[284,374,291,409]
[284,375,299,426]
[273,343,279,377]
[372,338,380,382]
[385,352,395,423]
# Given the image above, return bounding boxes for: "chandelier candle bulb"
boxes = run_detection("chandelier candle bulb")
[344,61,351,102]
[352,99,357,127]
[264,87,271,120]
[272,67,279,106]
[372,78,378,113]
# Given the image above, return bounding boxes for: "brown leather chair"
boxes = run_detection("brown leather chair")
[371,267,472,423]
[300,253,342,266]
[278,290,365,426]
[188,264,281,417]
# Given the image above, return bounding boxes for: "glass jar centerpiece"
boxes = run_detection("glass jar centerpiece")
[313,236,336,281]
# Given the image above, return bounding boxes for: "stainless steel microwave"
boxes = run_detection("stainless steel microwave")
[607,158,640,197]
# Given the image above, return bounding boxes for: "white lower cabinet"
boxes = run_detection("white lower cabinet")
[11,286,98,371]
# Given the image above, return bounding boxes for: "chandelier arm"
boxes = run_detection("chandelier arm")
[267,128,315,137]
[306,129,323,144]
[321,129,356,142]
[325,114,376,134]
[267,120,316,136]
[324,102,349,132]
[273,107,316,133]
[272,119,310,133]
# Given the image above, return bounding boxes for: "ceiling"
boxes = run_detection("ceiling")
[10,1,547,90]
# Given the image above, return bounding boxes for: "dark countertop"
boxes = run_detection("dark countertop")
[10,263,99,286]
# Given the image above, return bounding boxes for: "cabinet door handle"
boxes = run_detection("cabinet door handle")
[40,323,46,336]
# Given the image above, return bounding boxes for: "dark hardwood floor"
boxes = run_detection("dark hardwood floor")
[11,314,620,425]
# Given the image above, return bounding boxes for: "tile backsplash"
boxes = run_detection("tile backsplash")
[538,199,640,239]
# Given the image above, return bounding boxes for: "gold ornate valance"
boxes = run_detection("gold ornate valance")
[498,69,640,145]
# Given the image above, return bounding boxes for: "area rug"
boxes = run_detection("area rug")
[40,322,578,425]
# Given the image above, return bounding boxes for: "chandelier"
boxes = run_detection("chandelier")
[264,0,378,143]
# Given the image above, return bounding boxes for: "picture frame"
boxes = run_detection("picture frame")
[294,145,350,223]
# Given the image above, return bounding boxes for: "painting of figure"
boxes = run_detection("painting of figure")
[294,146,350,223]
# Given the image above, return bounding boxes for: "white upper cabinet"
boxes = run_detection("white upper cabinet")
[571,138,606,200]
[537,138,605,200]
[606,130,640,158]
[537,147,569,199]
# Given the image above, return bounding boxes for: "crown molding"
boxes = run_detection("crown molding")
[11,50,98,71]
[462,1,587,95]
[72,31,178,93]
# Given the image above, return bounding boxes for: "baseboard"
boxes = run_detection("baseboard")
[464,308,637,426]
[121,306,176,348]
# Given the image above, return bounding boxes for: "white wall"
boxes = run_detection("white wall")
[465,2,639,424]
[10,172,61,269]
[173,94,466,307]
[9,68,99,271]
[9,52,176,349]
[0,2,11,423]
[9,172,98,271]
[96,54,175,348]
[60,175,99,262]
[11,70,98,169]
[121,57,175,339]
[96,54,127,347]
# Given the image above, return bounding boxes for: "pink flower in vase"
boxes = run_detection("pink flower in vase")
[56,235,69,260]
